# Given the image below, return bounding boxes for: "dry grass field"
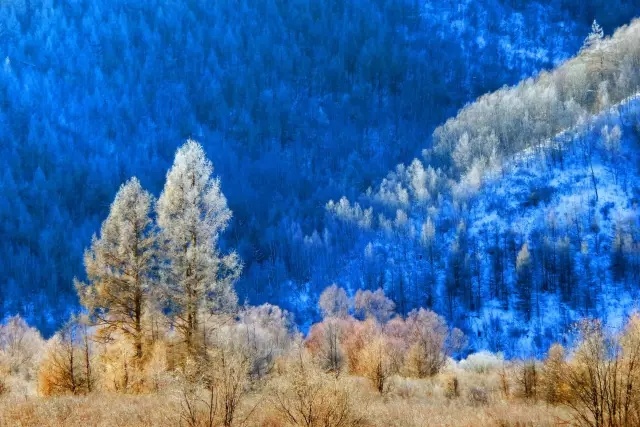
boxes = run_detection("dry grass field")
[0,378,571,427]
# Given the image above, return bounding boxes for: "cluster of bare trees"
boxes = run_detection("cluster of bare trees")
[538,316,640,427]
[307,286,466,393]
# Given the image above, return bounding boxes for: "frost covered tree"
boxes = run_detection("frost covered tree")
[420,217,437,307]
[0,316,44,378]
[354,288,395,324]
[156,140,241,353]
[582,20,604,52]
[318,284,350,319]
[76,178,157,360]
[403,308,464,378]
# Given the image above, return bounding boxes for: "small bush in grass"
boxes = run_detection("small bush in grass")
[468,386,489,406]
[268,347,368,427]
[515,361,537,400]
[540,343,567,405]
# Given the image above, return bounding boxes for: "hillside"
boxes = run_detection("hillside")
[463,94,640,354]
[323,20,640,356]
[4,4,640,425]
[0,0,615,332]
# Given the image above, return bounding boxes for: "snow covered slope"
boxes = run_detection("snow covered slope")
[320,93,640,357]
[464,94,640,355]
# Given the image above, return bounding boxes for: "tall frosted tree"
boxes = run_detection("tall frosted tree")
[156,140,241,352]
[76,177,157,360]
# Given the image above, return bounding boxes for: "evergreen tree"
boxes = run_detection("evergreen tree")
[581,20,604,52]
[156,140,241,353]
[76,178,157,360]
[445,221,470,317]
[557,237,575,303]
[611,228,627,283]
[489,228,508,308]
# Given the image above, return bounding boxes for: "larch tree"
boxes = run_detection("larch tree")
[516,243,533,321]
[582,20,604,52]
[156,140,241,353]
[76,177,157,361]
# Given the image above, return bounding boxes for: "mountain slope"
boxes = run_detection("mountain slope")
[322,19,640,355]
[0,0,598,332]
[326,92,640,356]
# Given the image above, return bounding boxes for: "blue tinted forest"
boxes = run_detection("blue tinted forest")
[0,0,637,335]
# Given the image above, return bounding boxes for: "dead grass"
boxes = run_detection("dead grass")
[0,393,180,427]
[0,374,571,427]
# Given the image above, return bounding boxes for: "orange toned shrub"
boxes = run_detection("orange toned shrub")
[559,317,640,427]
[38,321,92,396]
[341,318,378,373]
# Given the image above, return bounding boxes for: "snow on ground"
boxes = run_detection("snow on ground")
[464,94,640,356]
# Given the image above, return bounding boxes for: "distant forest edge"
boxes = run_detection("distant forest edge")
[0,0,637,336]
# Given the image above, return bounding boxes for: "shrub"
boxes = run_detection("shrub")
[356,335,396,393]
[459,351,504,374]
[268,347,367,427]
[403,309,463,377]
[318,285,350,319]
[467,386,489,406]
[444,375,460,399]
[306,318,347,374]
[0,316,45,380]
[560,317,640,427]
[0,378,8,397]
[37,319,93,396]
[517,362,538,400]
[353,289,395,323]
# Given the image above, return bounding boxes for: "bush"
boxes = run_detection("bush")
[0,316,45,380]
[0,378,8,397]
[37,319,93,396]
[306,318,347,374]
[459,351,504,374]
[560,317,640,427]
[403,309,464,378]
[467,386,489,406]
[268,347,367,427]
[444,375,460,399]
[517,362,538,400]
